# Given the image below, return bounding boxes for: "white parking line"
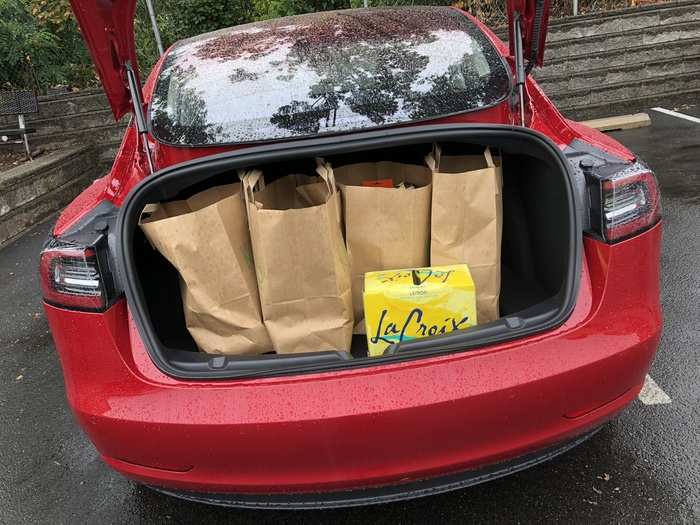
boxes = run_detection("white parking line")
[638,374,672,405]
[651,107,700,124]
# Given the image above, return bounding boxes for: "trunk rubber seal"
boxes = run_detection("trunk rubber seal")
[116,124,581,379]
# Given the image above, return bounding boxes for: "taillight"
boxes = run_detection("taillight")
[591,170,661,243]
[40,239,107,311]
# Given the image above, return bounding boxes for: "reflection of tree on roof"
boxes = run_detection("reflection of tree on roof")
[195,8,466,135]
[271,39,430,135]
[194,8,467,62]
[229,68,259,82]
[150,7,509,145]
[406,58,495,121]
[151,63,227,144]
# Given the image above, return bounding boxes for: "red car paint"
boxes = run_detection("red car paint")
[46,3,661,501]
[46,225,662,493]
[68,0,141,120]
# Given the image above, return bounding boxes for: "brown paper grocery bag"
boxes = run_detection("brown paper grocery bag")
[332,161,432,325]
[426,145,503,323]
[240,164,353,354]
[139,184,272,355]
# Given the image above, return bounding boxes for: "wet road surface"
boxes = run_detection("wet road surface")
[1,107,698,524]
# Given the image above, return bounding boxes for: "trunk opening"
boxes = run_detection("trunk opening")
[117,125,581,379]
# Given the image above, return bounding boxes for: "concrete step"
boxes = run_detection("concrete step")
[545,18,700,59]
[560,85,700,121]
[34,89,109,119]
[5,128,123,166]
[23,107,118,135]
[30,123,127,152]
[0,93,125,160]
[0,89,110,127]
[546,0,700,42]
[0,146,99,247]
[0,147,94,218]
[537,36,700,77]
[0,175,94,248]
[550,68,700,108]
[537,52,700,93]
[4,137,122,169]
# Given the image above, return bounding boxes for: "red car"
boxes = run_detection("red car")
[41,1,662,508]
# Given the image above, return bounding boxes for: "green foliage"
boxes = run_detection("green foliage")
[254,0,351,19]
[166,0,255,40]
[29,0,72,29]
[1,0,98,89]
[0,0,59,88]
[135,0,257,73]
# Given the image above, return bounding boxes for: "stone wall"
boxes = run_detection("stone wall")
[0,146,101,246]
[535,0,700,120]
[0,88,125,167]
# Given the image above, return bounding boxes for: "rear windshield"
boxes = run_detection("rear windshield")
[150,7,510,146]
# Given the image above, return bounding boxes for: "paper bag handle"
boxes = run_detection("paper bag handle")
[315,158,337,196]
[238,168,264,207]
[426,144,495,170]
[425,143,441,171]
[483,147,495,168]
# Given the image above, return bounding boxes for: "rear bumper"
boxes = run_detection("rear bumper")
[46,224,662,499]
[145,427,602,509]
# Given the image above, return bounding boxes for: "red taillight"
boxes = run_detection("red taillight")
[40,240,106,311]
[600,170,661,242]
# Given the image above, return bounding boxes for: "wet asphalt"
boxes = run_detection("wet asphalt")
[1,106,698,524]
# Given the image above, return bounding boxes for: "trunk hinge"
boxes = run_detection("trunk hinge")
[513,12,527,127]
[511,0,547,127]
[125,62,155,174]
[527,0,547,76]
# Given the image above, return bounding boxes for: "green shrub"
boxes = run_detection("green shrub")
[0,0,60,88]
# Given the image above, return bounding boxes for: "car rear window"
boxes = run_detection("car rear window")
[150,7,510,146]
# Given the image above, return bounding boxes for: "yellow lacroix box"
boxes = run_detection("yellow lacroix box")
[363,264,477,357]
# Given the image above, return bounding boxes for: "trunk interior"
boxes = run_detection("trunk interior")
[122,129,578,378]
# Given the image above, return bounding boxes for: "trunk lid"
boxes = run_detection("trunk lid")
[69,0,140,120]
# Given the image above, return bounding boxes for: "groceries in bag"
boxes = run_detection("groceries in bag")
[426,145,502,323]
[331,160,432,329]
[139,184,272,355]
[239,163,353,354]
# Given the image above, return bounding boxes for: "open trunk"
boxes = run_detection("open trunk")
[118,125,580,379]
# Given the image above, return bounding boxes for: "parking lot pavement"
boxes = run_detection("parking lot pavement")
[1,108,698,524]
